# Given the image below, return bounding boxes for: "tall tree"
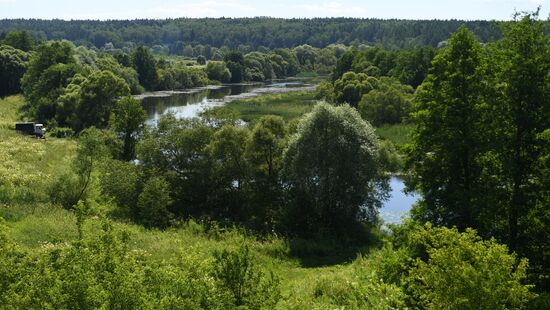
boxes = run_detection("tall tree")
[224,51,245,83]
[407,26,486,230]
[0,45,28,97]
[489,12,549,251]
[132,46,158,91]
[110,96,148,161]
[73,70,130,131]
[1,31,33,52]
[282,103,387,238]
[21,41,79,122]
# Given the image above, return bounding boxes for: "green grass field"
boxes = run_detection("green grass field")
[0,95,397,308]
[212,91,317,122]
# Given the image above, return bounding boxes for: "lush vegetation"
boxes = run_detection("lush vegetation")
[0,18,503,51]
[0,9,549,309]
[203,91,317,123]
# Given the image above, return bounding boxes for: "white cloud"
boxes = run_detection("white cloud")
[0,0,16,4]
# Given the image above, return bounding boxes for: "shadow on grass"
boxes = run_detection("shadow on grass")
[287,228,385,268]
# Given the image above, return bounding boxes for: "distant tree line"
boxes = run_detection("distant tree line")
[0,18,505,52]
[0,34,344,99]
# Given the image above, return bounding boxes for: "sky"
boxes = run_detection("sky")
[0,0,548,20]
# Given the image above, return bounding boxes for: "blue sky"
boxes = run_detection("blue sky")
[0,0,548,20]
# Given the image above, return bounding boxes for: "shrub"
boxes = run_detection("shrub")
[405,224,535,309]
[137,176,172,229]
[48,171,83,209]
[49,126,75,138]
[212,245,280,308]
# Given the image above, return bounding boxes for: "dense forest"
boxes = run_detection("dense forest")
[0,9,549,310]
[0,18,504,51]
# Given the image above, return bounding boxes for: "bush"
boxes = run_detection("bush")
[98,159,141,219]
[48,171,83,209]
[48,126,74,138]
[212,245,280,308]
[405,223,535,309]
[137,176,172,229]
[0,219,232,309]
[312,272,406,310]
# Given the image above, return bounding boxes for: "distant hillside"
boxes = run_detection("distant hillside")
[0,18,503,52]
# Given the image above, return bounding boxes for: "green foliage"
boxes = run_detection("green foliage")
[314,80,335,102]
[72,70,130,131]
[407,26,486,230]
[404,13,549,289]
[50,127,115,209]
[110,96,147,160]
[48,126,75,138]
[132,46,158,90]
[206,125,251,219]
[157,64,208,90]
[137,115,215,218]
[248,116,287,180]
[390,47,436,88]
[405,224,535,309]
[225,50,245,83]
[282,103,388,238]
[375,123,414,146]
[98,159,141,219]
[1,30,33,51]
[196,55,206,65]
[0,19,504,52]
[21,40,80,123]
[96,55,144,95]
[246,116,287,229]
[483,11,550,253]
[333,71,378,107]
[213,245,280,308]
[138,176,172,229]
[212,91,316,122]
[358,77,413,126]
[0,45,28,97]
[206,61,232,83]
[311,264,406,309]
[378,140,404,174]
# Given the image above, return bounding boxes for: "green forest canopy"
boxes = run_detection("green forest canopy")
[0,18,504,51]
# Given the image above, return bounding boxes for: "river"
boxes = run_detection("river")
[138,80,419,224]
[138,79,316,125]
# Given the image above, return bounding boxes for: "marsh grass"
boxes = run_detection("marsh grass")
[376,123,414,146]
[216,91,316,122]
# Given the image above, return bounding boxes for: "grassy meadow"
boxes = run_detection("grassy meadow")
[0,95,403,308]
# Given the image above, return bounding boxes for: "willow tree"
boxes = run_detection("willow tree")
[282,103,387,239]
[406,26,486,230]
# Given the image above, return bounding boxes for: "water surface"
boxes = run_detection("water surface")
[380,177,420,224]
[139,79,315,125]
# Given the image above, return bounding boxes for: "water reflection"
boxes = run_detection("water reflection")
[380,177,420,224]
[139,80,315,125]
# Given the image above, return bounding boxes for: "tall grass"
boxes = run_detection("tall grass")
[218,91,316,122]
[375,123,414,146]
